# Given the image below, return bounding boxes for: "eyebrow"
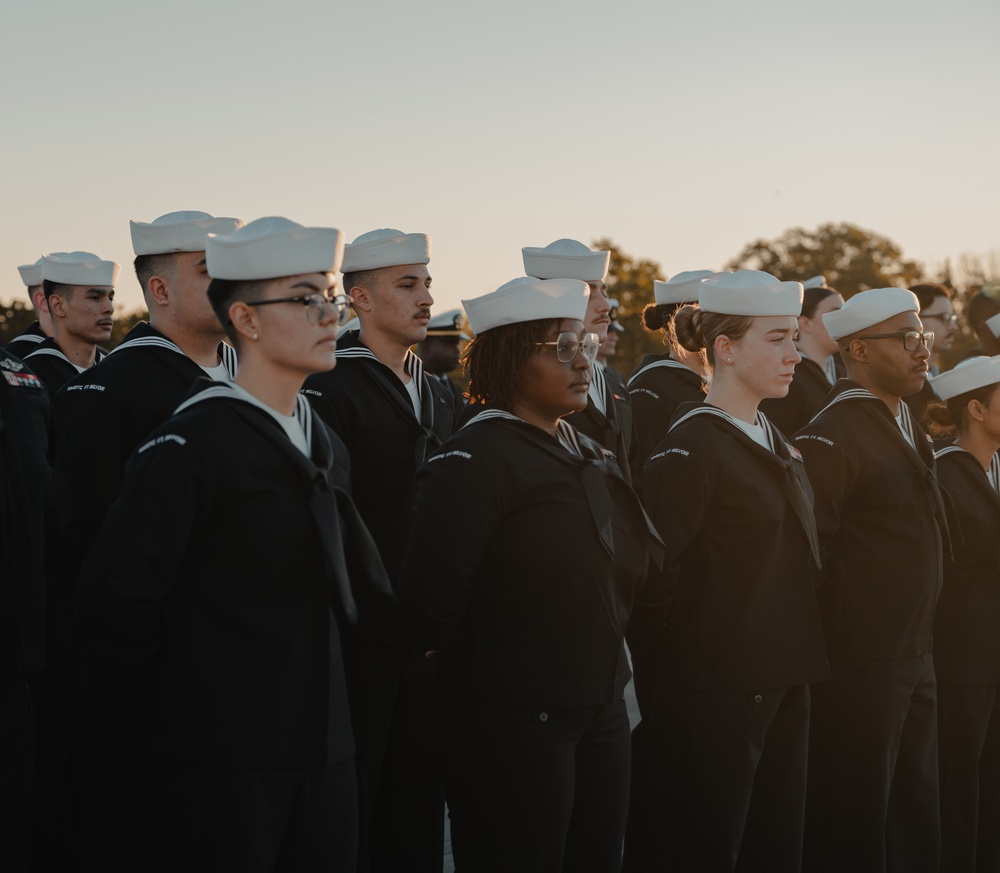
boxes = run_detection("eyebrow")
[290,279,335,293]
[394,275,432,283]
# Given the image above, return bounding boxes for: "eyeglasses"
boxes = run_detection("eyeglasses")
[533,331,600,364]
[922,312,958,327]
[856,330,935,352]
[245,292,351,326]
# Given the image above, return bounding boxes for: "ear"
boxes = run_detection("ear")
[31,288,49,314]
[714,334,734,363]
[147,274,170,308]
[968,399,988,423]
[350,285,373,313]
[228,301,259,342]
[47,292,68,319]
[846,338,868,364]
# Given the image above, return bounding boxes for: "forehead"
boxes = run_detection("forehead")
[378,263,431,285]
[872,310,922,333]
[921,297,953,314]
[269,272,335,295]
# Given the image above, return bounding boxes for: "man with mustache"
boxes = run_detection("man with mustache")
[303,228,456,873]
[523,239,637,483]
[24,252,119,399]
[794,287,949,873]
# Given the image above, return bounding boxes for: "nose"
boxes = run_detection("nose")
[786,340,802,364]
[103,297,115,315]
[572,349,591,371]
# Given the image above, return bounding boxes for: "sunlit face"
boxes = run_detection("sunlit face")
[354,263,433,348]
[800,293,844,357]
[920,297,958,353]
[599,328,619,362]
[856,311,931,399]
[169,250,224,338]
[726,316,802,402]
[52,285,115,344]
[243,272,340,377]
[584,279,611,341]
[514,318,592,421]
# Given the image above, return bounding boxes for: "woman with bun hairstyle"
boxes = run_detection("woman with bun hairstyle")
[624,270,829,873]
[926,357,1000,873]
[626,271,713,491]
[400,277,663,873]
[759,283,845,437]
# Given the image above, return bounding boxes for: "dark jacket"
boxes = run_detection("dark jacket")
[3,320,47,359]
[564,364,637,484]
[759,355,836,440]
[24,337,105,400]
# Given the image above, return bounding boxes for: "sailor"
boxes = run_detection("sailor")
[416,308,468,408]
[925,357,1000,873]
[759,282,845,437]
[795,287,948,873]
[4,259,53,357]
[523,239,637,481]
[75,216,379,872]
[596,297,626,384]
[904,283,960,431]
[624,270,828,873]
[0,348,50,873]
[25,252,119,399]
[303,227,456,873]
[400,276,663,873]
[626,271,712,490]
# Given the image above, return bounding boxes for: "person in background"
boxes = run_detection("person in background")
[760,282,844,437]
[625,270,827,873]
[401,276,662,873]
[596,297,626,384]
[926,357,1000,873]
[905,283,960,429]
[5,259,53,357]
[796,287,948,873]
[416,308,468,408]
[25,252,118,399]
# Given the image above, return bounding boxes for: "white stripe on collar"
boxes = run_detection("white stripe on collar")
[936,446,1000,495]
[174,383,314,457]
[25,346,105,367]
[335,346,425,406]
[627,357,697,387]
[110,334,238,379]
[669,404,777,453]
[462,407,584,458]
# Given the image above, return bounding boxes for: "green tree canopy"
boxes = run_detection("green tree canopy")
[725,222,925,299]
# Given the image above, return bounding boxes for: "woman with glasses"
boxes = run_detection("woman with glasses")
[399,276,663,873]
[75,218,383,872]
[906,283,961,431]
[926,357,1000,873]
[760,282,846,437]
[624,270,828,873]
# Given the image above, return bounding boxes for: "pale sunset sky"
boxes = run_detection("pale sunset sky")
[2,0,997,314]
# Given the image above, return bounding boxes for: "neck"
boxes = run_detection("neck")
[671,343,706,376]
[846,371,902,416]
[54,329,98,369]
[152,317,225,368]
[703,378,760,425]
[956,427,1000,472]
[358,326,411,382]
[509,401,559,437]
[796,336,831,370]
[233,356,304,416]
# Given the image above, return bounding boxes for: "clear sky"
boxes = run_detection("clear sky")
[2,0,997,314]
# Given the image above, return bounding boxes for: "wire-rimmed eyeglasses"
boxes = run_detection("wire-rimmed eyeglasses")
[855,330,935,352]
[245,292,351,326]
[533,331,601,364]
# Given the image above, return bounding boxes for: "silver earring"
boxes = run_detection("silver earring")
[727,356,733,363]
[252,333,259,340]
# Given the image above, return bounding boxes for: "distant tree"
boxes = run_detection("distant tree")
[0,299,37,346]
[726,222,925,299]
[592,238,667,379]
[109,308,148,347]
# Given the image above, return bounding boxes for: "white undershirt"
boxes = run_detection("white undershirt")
[733,417,772,450]
[229,383,309,456]
[201,361,231,381]
[404,377,421,417]
[895,413,916,450]
[589,362,607,415]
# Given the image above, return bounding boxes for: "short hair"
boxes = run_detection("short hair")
[342,268,381,301]
[966,290,1000,331]
[909,283,951,312]
[133,253,176,295]
[42,279,73,304]
[673,304,753,373]
[206,277,273,344]
[464,318,559,410]
[925,381,997,440]
[801,287,839,320]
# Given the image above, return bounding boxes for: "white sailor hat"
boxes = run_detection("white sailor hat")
[986,313,1000,339]
[654,270,717,306]
[698,270,802,317]
[206,217,344,281]
[18,259,43,287]
[338,316,360,338]
[802,275,828,290]
[41,252,120,287]
[341,228,430,273]
[606,298,625,333]
[522,239,610,283]
[426,309,470,340]
[822,287,919,341]
[463,277,589,335]
[930,356,1000,400]
[131,210,243,256]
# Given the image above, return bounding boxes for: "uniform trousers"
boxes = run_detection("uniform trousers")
[937,683,1000,873]
[437,684,631,873]
[147,756,358,873]
[0,675,33,873]
[342,638,444,873]
[803,654,939,873]
[624,683,810,873]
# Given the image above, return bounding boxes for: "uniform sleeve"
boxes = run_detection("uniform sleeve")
[75,425,213,669]
[628,381,672,485]
[397,444,508,649]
